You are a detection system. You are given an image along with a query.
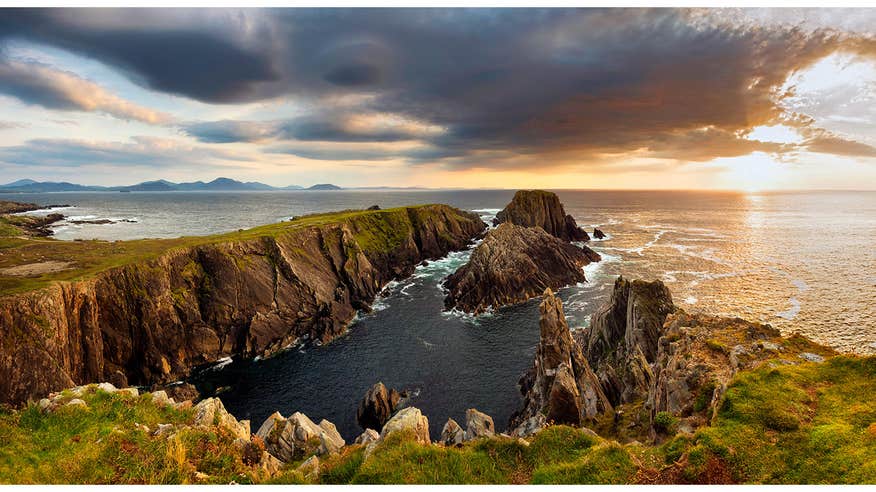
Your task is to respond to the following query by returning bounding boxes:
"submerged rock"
[494,190,590,242]
[357,382,401,431]
[510,289,612,433]
[443,223,599,314]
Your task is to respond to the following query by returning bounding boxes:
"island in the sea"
[0,192,872,484]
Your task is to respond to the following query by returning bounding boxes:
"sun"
[718,152,790,192]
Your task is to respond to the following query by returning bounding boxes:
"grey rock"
[440,418,465,445]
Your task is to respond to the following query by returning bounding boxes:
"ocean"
[11,189,876,439]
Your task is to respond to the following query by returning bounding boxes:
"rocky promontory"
[0,205,486,405]
[511,277,835,439]
[443,223,600,314]
[494,190,590,242]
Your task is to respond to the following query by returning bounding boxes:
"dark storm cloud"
[4,8,876,165]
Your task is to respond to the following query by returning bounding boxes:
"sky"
[1,8,876,190]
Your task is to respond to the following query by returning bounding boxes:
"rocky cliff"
[443,223,600,314]
[0,205,486,405]
[509,289,612,432]
[494,190,590,242]
[514,276,835,437]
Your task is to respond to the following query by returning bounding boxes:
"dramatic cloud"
[0,57,171,123]
[1,8,876,174]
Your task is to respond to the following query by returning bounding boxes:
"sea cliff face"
[0,205,486,404]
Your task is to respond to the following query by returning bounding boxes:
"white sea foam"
[777,297,801,320]
[684,296,698,305]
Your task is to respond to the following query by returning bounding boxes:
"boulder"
[464,409,495,441]
[443,223,599,314]
[440,418,465,445]
[193,397,250,441]
[66,398,87,409]
[380,407,430,444]
[297,455,320,479]
[510,289,612,433]
[357,382,401,431]
[152,382,200,403]
[354,428,380,445]
[593,228,606,239]
[97,382,118,394]
[151,390,173,406]
[256,411,343,462]
[494,190,590,242]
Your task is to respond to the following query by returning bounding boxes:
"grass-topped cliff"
[1,355,874,484]
[0,204,476,295]
[0,204,486,405]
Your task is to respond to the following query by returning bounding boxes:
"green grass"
[0,204,458,296]
[674,356,876,484]
[0,389,261,484]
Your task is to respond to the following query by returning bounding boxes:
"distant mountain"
[0,179,38,188]
[0,178,342,193]
[0,181,107,192]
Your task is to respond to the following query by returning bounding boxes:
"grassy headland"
[0,204,451,295]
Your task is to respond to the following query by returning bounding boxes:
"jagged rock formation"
[593,228,606,239]
[510,289,612,433]
[579,276,676,406]
[0,205,485,405]
[380,407,430,444]
[645,311,834,429]
[440,418,465,445]
[255,410,345,462]
[494,190,590,242]
[357,382,401,431]
[513,276,836,437]
[443,223,600,314]
[464,408,495,441]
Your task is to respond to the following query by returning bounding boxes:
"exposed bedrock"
[0,205,486,405]
[513,276,835,436]
[357,382,401,432]
[494,190,590,242]
[509,289,612,432]
[442,223,600,314]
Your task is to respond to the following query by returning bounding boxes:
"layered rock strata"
[443,223,599,314]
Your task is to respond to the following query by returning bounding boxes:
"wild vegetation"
[2,355,874,484]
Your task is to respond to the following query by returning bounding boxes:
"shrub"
[654,412,678,433]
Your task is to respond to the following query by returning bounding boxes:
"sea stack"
[443,223,599,314]
[494,190,590,242]
[510,289,612,434]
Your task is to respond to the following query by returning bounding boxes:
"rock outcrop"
[380,406,430,444]
[464,408,495,441]
[579,276,676,406]
[510,289,612,433]
[443,223,600,314]
[357,382,401,431]
[513,276,836,437]
[255,411,345,462]
[494,190,589,242]
[440,418,465,445]
[593,228,606,239]
[193,397,251,441]
[0,205,486,404]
